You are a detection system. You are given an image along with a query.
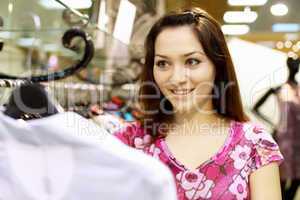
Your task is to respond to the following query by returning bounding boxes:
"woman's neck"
[174,110,219,125]
[171,102,228,136]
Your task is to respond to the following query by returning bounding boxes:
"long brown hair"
[138,7,249,136]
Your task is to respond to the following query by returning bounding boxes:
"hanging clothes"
[0,112,177,200]
[275,84,300,180]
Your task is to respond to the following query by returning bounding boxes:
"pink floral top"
[114,120,283,200]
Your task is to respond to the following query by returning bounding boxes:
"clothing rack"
[0,79,108,91]
[43,81,108,92]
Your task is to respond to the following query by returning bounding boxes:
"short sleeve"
[242,123,284,171]
[114,122,153,149]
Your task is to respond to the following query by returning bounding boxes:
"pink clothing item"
[115,120,283,200]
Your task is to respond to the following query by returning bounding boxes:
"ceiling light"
[39,0,92,9]
[228,0,268,6]
[113,0,136,44]
[270,3,288,16]
[272,23,300,32]
[284,41,292,48]
[292,45,299,52]
[221,24,250,35]
[223,10,257,23]
[297,41,300,48]
[276,41,284,49]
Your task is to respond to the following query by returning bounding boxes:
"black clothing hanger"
[1,28,94,120]
[0,28,94,82]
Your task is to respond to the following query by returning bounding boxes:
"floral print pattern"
[133,134,152,150]
[149,144,162,159]
[229,175,248,200]
[115,121,283,200]
[176,171,215,199]
[230,145,251,170]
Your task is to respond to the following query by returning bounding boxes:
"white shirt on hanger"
[0,112,177,200]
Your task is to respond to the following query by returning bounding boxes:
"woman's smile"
[169,88,195,97]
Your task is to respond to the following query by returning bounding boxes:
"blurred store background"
[1,1,299,129]
[1,0,299,131]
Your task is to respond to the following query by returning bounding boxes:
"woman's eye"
[156,60,169,68]
[186,58,200,66]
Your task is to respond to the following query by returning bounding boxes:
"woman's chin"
[172,104,194,115]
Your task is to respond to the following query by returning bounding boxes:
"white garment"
[0,112,177,200]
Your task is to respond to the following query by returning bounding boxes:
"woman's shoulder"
[114,121,154,149]
[230,120,276,147]
[231,120,283,170]
[234,121,276,145]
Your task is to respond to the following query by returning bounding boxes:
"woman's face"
[153,26,216,114]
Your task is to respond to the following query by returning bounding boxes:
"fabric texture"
[0,112,177,200]
[115,120,283,200]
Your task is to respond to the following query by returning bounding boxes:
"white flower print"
[149,144,161,159]
[240,164,251,181]
[133,134,152,149]
[229,175,248,200]
[230,145,251,170]
[243,123,273,144]
[176,170,215,199]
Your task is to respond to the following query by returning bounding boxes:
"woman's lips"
[169,88,195,96]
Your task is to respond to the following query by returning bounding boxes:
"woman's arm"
[250,163,282,200]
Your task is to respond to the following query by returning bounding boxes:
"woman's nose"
[169,65,188,85]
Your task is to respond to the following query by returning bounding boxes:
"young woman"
[115,8,283,200]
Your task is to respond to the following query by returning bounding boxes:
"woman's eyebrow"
[155,51,205,58]
[183,51,205,56]
[155,54,169,58]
